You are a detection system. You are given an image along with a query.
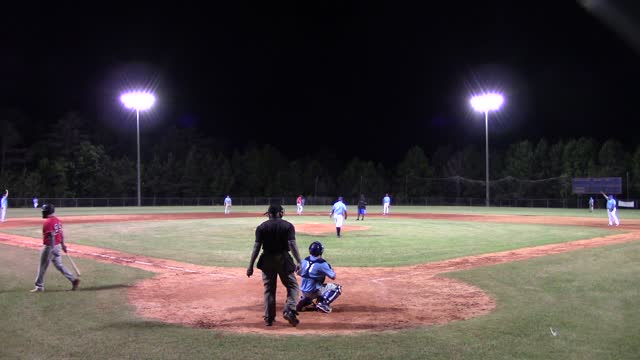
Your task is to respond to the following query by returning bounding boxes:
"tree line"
[1,109,638,200]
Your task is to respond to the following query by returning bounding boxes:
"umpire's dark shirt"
[256,218,295,254]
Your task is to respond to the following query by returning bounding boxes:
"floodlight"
[470,92,504,207]
[120,91,156,206]
[120,91,155,111]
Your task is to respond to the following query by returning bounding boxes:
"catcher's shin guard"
[321,283,342,305]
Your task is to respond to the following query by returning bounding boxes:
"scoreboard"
[572,177,621,194]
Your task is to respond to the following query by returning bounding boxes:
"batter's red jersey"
[42,216,64,245]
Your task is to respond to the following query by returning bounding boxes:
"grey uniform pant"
[34,244,76,290]
[261,269,299,321]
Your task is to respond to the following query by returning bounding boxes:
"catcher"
[296,241,342,313]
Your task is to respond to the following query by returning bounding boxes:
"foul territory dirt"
[2,212,639,335]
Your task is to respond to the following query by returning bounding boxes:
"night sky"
[2,1,640,164]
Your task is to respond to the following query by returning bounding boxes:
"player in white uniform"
[382,193,391,215]
[296,195,304,215]
[601,193,620,226]
[224,195,232,214]
[329,196,347,238]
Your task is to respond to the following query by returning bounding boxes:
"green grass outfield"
[1,206,639,359]
[5,204,640,218]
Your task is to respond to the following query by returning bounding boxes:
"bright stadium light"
[470,92,504,207]
[120,91,156,207]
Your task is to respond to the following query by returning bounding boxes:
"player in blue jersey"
[329,196,348,238]
[382,193,391,215]
[601,192,620,226]
[1,189,8,222]
[356,193,367,220]
[296,241,342,313]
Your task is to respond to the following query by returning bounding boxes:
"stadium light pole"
[470,93,504,207]
[120,91,155,207]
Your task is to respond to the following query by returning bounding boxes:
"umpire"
[247,204,303,327]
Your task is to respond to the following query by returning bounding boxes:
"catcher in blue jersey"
[296,241,342,313]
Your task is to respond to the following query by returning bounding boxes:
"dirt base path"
[2,212,639,335]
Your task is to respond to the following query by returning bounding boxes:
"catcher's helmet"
[309,241,324,256]
[41,204,55,218]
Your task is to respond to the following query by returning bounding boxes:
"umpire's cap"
[264,204,284,216]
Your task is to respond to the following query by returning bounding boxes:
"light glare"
[120,91,156,111]
[470,93,504,112]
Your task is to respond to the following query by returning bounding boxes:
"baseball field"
[1,205,639,359]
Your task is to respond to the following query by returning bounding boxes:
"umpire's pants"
[261,268,299,321]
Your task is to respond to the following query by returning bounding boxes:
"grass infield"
[1,206,638,359]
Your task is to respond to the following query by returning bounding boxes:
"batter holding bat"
[30,204,80,292]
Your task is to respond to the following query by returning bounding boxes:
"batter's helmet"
[42,204,55,218]
[309,241,324,256]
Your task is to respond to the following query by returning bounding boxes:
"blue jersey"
[383,196,390,204]
[1,195,7,208]
[331,201,347,215]
[299,255,336,293]
[607,198,616,211]
[224,196,232,205]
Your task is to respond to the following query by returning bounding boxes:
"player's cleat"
[30,287,44,293]
[316,302,332,313]
[264,317,274,326]
[283,310,299,327]
[71,279,80,291]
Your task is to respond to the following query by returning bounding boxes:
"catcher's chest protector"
[300,256,327,279]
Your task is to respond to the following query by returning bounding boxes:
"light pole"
[470,93,504,207]
[120,91,155,206]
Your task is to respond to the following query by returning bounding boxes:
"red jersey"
[42,216,64,246]
[296,196,302,204]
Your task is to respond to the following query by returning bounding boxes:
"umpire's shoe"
[283,310,299,327]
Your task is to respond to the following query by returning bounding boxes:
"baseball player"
[589,196,594,212]
[296,241,342,313]
[1,189,8,222]
[356,193,367,220]
[329,196,347,238]
[224,195,232,214]
[382,193,391,215]
[296,194,304,215]
[30,204,80,292]
[33,196,39,209]
[247,204,303,327]
[601,192,620,226]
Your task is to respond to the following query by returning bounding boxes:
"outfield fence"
[9,196,638,209]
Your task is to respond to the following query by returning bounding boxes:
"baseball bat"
[66,252,81,277]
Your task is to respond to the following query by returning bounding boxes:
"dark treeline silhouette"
[1,109,638,201]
